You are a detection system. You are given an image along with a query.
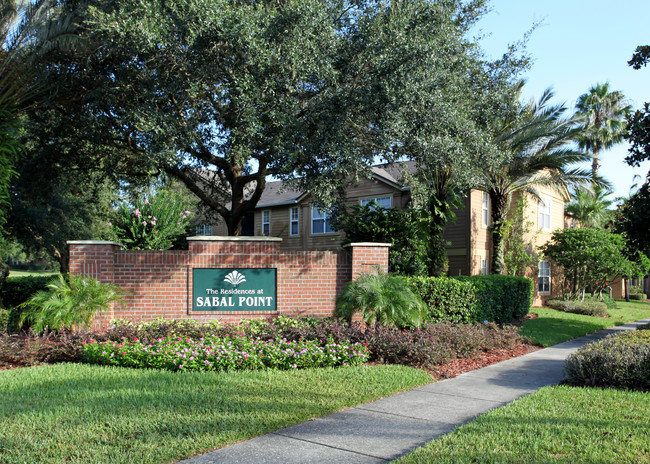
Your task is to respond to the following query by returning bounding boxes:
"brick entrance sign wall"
[68,237,390,330]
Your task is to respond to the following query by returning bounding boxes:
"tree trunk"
[489,190,510,275]
[54,247,69,276]
[625,278,630,302]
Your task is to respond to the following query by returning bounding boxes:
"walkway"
[180,318,650,464]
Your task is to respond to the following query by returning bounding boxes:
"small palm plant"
[18,275,123,333]
[336,273,427,328]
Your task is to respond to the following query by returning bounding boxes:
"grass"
[520,300,650,347]
[0,362,432,464]
[7,269,59,278]
[394,385,650,464]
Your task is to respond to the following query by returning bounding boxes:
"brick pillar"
[68,240,121,330]
[346,242,391,279]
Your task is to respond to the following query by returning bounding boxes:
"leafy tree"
[625,45,650,168]
[575,82,632,176]
[614,178,650,257]
[478,88,597,275]
[565,185,614,228]
[331,202,430,276]
[39,0,419,235]
[378,1,529,276]
[541,228,633,300]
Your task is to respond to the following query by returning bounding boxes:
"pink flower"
[148,215,152,219]
[144,199,149,204]
[107,222,112,226]
[184,210,191,215]
[151,221,156,226]
[134,209,141,218]
[142,221,147,226]
[153,217,157,221]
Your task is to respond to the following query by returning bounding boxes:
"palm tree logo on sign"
[224,270,246,287]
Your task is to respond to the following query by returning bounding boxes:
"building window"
[290,207,299,236]
[481,259,488,276]
[195,223,213,236]
[311,207,334,234]
[360,196,392,209]
[482,192,490,227]
[538,261,551,293]
[539,197,551,231]
[262,210,270,236]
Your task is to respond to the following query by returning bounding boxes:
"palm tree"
[565,185,614,229]
[575,82,632,176]
[480,87,605,275]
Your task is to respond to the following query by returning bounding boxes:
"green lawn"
[394,385,650,464]
[520,300,650,346]
[0,363,432,464]
[7,269,59,278]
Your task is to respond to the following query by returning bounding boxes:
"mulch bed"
[427,343,540,380]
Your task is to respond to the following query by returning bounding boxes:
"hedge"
[0,275,56,330]
[406,275,533,324]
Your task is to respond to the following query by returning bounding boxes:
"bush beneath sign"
[81,333,369,371]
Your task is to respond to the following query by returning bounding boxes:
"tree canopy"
[36,0,527,244]
[625,45,650,169]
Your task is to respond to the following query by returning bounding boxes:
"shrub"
[407,275,533,324]
[546,298,608,317]
[108,188,193,250]
[565,330,650,390]
[81,333,369,371]
[18,275,124,333]
[406,276,479,323]
[336,274,427,328]
[1,275,55,330]
[0,330,84,368]
[453,275,533,323]
[104,318,222,343]
[629,293,647,301]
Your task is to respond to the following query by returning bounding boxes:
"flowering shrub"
[108,188,193,250]
[81,333,369,371]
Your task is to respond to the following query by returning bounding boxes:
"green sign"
[192,268,277,312]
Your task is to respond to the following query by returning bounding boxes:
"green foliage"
[406,275,533,324]
[453,275,534,323]
[336,274,427,328]
[331,202,430,276]
[82,333,369,371]
[629,293,647,301]
[541,228,634,298]
[406,276,479,323]
[625,46,650,168]
[108,188,193,250]
[615,181,650,257]
[545,298,608,318]
[18,275,123,333]
[0,275,54,309]
[565,330,650,390]
[503,195,538,276]
[565,185,614,229]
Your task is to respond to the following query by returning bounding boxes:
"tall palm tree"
[565,185,614,229]
[480,87,605,275]
[575,82,632,176]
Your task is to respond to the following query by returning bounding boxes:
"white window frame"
[311,206,334,234]
[538,260,551,293]
[539,196,552,231]
[195,223,213,236]
[290,207,299,236]
[360,196,392,210]
[482,192,490,227]
[481,259,488,276]
[262,210,270,236]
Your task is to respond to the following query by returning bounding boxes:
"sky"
[474,0,650,203]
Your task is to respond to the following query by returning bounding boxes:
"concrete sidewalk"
[180,318,650,464]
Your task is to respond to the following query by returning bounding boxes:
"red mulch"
[426,343,540,380]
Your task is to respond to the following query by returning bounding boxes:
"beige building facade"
[196,163,568,306]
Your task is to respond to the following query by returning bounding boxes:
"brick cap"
[67,240,122,246]
[344,242,392,248]
[187,235,283,242]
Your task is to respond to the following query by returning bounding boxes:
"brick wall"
[68,238,390,330]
